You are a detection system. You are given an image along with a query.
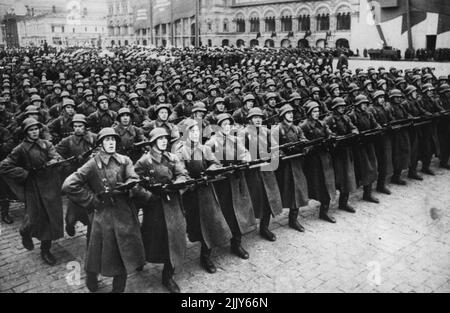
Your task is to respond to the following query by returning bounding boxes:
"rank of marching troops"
[1,47,450,293]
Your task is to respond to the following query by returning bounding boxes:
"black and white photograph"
[0,0,449,297]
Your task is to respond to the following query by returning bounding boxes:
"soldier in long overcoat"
[300,101,337,223]
[134,127,189,293]
[62,127,145,293]
[324,97,359,213]
[418,84,443,174]
[242,108,283,241]
[348,95,381,203]
[369,91,394,194]
[388,89,412,185]
[56,114,97,237]
[113,108,146,162]
[175,119,232,273]
[0,118,64,266]
[272,104,309,232]
[205,113,257,260]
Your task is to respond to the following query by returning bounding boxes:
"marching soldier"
[47,98,76,144]
[113,108,146,162]
[56,114,96,237]
[0,117,64,266]
[205,113,257,259]
[62,127,145,293]
[0,124,14,224]
[438,84,450,169]
[176,119,232,273]
[78,90,97,117]
[142,103,180,145]
[205,97,226,125]
[418,84,444,175]
[348,95,381,203]
[125,93,149,127]
[87,95,118,133]
[134,127,189,293]
[388,89,412,185]
[273,104,309,232]
[324,97,359,213]
[369,90,394,194]
[242,108,283,240]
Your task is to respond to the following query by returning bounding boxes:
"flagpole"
[406,0,413,50]
[149,0,154,46]
[195,0,199,47]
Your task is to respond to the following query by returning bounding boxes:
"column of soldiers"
[1,47,450,293]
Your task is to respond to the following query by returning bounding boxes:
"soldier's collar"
[97,151,121,166]
[23,137,46,150]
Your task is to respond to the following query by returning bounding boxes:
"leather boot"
[408,169,423,180]
[259,210,276,241]
[1,200,13,224]
[111,274,127,293]
[200,244,217,274]
[376,182,391,195]
[391,172,407,185]
[162,263,180,293]
[338,192,355,213]
[288,208,305,232]
[86,271,99,292]
[65,223,75,237]
[363,185,380,203]
[319,203,336,223]
[41,241,56,266]
[421,166,435,176]
[230,237,249,259]
[19,228,34,251]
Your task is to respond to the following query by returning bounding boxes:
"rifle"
[29,156,77,173]
[271,136,328,154]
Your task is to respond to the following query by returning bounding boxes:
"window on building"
[142,28,146,35]
[265,17,275,32]
[208,22,212,31]
[51,26,55,32]
[162,24,166,35]
[52,5,56,13]
[73,28,75,33]
[155,25,160,36]
[61,26,64,33]
[281,16,292,32]
[108,5,113,15]
[236,18,245,33]
[336,13,351,30]
[95,27,97,32]
[83,8,87,16]
[223,20,228,32]
[298,15,310,31]
[250,18,260,33]
[317,14,330,31]
[85,27,88,32]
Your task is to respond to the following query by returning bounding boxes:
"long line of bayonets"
[98,109,450,197]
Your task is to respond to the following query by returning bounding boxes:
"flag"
[152,0,196,26]
[371,0,450,34]
[133,0,150,30]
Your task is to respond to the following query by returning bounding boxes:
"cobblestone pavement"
[341,58,450,77]
[1,159,449,293]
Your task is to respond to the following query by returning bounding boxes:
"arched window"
[250,17,260,33]
[336,12,351,30]
[235,14,245,33]
[280,10,292,32]
[298,15,310,31]
[264,11,276,32]
[316,14,330,31]
[223,19,229,32]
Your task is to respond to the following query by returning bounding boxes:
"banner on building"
[371,0,450,34]
[152,0,196,27]
[133,0,150,31]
